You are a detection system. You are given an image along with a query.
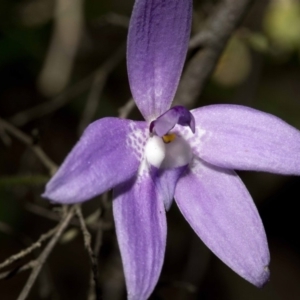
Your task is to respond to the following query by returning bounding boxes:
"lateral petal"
[175,158,270,287]
[113,166,167,300]
[189,105,300,174]
[127,0,192,121]
[43,118,147,203]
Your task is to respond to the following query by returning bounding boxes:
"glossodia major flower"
[43,0,300,299]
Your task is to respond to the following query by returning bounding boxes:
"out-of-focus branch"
[118,98,135,119]
[38,0,84,96]
[78,44,126,133]
[174,0,254,107]
[9,74,93,126]
[0,175,48,187]
[96,12,129,28]
[75,205,101,300]
[17,206,76,300]
[9,45,126,127]
[25,202,81,226]
[0,117,57,175]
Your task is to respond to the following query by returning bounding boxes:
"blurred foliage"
[264,0,300,56]
[213,35,252,87]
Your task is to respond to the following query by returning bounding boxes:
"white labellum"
[144,136,166,168]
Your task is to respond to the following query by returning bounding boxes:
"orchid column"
[44,0,300,300]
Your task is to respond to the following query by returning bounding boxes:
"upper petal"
[127,0,192,121]
[175,158,270,287]
[189,105,300,174]
[113,165,167,300]
[43,118,147,203]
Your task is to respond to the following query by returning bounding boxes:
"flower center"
[144,135,165,168]
[144,106,195,169]
[162,133,176,143]
[161,135,192,168]
[144,133,192,169]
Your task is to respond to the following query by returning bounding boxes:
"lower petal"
[43,118,147,203]
[174,158,270,287]
[113,166,167,300]
[155,166,188,210]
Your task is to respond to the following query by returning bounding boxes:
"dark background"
[1,0,300,299]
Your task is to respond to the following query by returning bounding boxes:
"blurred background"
[1,0,300,299]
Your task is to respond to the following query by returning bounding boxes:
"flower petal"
[155,165,188,210]
[43,118,147,203]
[189,105,300,174]
[127,0,192,121]
[113,166,167,300]
[150,106,195,137]
[175,158,270,287]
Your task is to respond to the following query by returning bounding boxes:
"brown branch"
[0,117,57,175]
[25,202,81,226]
[0,260,37,281]
[174,0,254,108]
[87,194,108,300]
[75,205,101,300]
[17,205,76,300]
[0,226,58,271]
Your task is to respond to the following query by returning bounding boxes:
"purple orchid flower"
[43,0,300,299]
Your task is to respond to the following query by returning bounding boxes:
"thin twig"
[17,206,76,300]
[75,205,101,300]
[0,118,57,175]
[87,195,107,300]
[78,44,126,133]
[174,0,254,107]
[24,202,81,226]
[0,226,58,270]
[0,260,38,281]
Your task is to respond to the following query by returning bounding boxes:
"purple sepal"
[113,167,167,300]
[175,159,270,287]
[190,105,300,175]
[150,106,195,137]
[127,0,192,121]
[42,118,147,203]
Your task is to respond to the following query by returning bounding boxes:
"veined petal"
[43,118,147,203]
[175,158,270,287]
[113,165,167,300]
[127,0,192,121]
[189,105,300,174]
